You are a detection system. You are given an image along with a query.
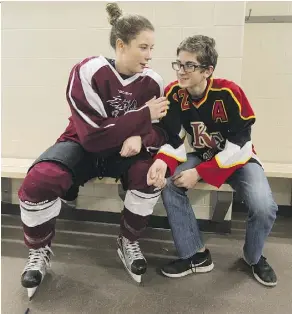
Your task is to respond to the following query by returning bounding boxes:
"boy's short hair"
[177,35,218,69]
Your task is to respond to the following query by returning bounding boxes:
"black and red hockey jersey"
[155,78,260,188]
[58,56,166,155]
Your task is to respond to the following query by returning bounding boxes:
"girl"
[19,3,169,299]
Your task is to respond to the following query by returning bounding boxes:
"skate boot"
[117,235,147,283]
[21,245,53,300]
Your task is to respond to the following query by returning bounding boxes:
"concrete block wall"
[2,1,246,159]
[241,1,292,203]
[245,1,292,16]
[241,16,292,163]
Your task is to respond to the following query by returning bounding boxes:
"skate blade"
[27,287,37,300]
[117,248,142,284]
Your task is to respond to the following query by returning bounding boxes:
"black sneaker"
[161,249,214,278]
[248,256,277,287]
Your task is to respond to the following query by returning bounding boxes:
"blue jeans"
[161,153,278,265]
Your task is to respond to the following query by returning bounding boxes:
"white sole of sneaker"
[161,262,214,278]
[242,256,277,287]
[117,248,142,284]
[252,269,277,287]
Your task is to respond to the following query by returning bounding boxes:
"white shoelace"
[23,245,54,272]
[124,238,144,261]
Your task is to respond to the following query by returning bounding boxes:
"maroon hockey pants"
[18,158,159,249]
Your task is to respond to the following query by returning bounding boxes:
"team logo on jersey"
[212,100,228,123]
[107,94,138,117]
[118,89,132,96]
[190,122,225,152]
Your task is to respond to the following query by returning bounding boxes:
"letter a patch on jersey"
[212,100,228,123]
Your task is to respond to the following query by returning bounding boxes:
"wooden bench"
[2,158,292,223]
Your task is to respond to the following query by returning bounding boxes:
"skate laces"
[124,238,144,260]
[23,245,54,272]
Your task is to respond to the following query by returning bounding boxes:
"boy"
[147,35,278,287]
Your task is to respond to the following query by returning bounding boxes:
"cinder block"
[153,2,215,27]
[2,2,109,29]
[152,28,183,58]
[214,2,245,26]
[214,57,242,84]
[246,1,291,16]
[76,196,123,212]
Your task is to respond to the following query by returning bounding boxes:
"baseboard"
[232,201,292,218]
[1,202,231,234]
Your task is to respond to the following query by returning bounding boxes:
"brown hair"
[177,35,218,69]
[106,3,154,49]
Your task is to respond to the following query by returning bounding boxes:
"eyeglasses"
[171,61,208,73]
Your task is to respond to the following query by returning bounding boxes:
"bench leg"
[210,191,233,222]
[118,184,126,202]
[1,178,12,203]
[290,181,292,205]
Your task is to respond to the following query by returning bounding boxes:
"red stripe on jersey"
[211,79,255,120]
[164,81,179,96]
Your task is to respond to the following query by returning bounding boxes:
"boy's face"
[174,50,213,89]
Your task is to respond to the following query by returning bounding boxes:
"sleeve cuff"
[196,159,241,188]
[154,153,179,176]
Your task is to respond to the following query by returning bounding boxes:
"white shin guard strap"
[20,198,62,227]
[124,190,160,216]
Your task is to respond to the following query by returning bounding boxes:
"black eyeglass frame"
[171,61,209,73]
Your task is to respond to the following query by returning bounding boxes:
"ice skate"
[117,235,147,284]
[21,245,53,300]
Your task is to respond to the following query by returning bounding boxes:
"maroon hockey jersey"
[155,78,260,188]
[58,56,166,154]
